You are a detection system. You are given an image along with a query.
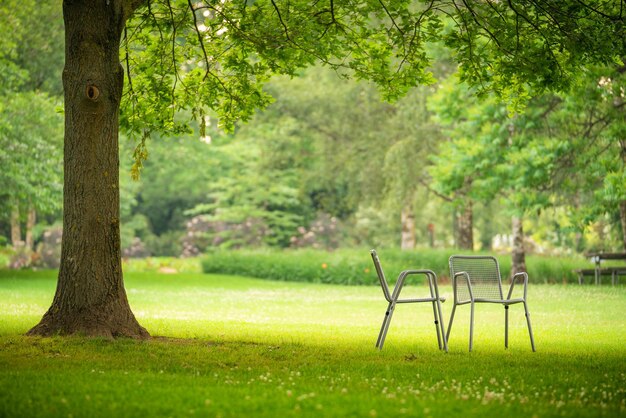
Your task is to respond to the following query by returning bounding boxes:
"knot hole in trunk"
[86,85,100,101]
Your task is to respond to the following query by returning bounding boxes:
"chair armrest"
[453,271,474,301]
[507,272,529,300]
[392,269,441,301]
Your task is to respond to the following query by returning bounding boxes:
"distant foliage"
[201,249,589,285]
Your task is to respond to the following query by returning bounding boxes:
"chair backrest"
[449,255,503,301]
[370,250,391,302]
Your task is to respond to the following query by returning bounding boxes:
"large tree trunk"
[400,206,416,250]
[456,201,474,250]
[28,0,148,338]
[511,216,527,276]
[25,204,36,250]
[10,202,22,247]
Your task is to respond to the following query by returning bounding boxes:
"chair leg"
[446,304,457,343]
[430,301,443,350]
[469,301,475,352]
[376,302,395,350]
[436,299,448,352]
[504,305,509,349]
[523,302,536,352]
[376,302,391,348]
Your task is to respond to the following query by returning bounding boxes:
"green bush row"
[201,248,592,285]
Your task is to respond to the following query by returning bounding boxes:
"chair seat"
[396,296,446,303]
[457,297,524,304]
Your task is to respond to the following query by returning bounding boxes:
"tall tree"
[25,0,626,338]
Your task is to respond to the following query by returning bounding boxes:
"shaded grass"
[1,269,625,417]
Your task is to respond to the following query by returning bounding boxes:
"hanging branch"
[187,0,211,81]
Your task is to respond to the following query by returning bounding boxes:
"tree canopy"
[121,0,626,174]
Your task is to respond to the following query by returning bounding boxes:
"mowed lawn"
[0,269,625,417]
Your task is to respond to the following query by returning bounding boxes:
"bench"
[576,252,626,286]
[575,268,626,285]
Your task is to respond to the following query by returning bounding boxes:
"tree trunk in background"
[456,201,474,250]
[400,206,416,250]
[619,139,626,251]
[511,216,527,276]
[25,205,36,250]
[427,223,435,248]
[10,203,22,247]
[619,200,626,251]
[479,202,494,251]
[28,0,148,338]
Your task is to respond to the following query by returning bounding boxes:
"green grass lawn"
[1,269,625,417]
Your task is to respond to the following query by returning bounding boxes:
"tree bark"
[619,200,626,251]
[456,201,474,250]
[25,204,36,250]
[28,0,148,338]
[400,206,416,250]
[619,139,626,251]
[427,223,435,248]
[479,202,494,251]
[10,202,22,247]
[511,216,527,276]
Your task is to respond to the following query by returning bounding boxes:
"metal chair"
[447,255,536,352]
[370,250,447,352]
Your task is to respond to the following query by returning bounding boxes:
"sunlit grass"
[1,269,625,417]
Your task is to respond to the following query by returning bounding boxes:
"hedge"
[201,248,591,285]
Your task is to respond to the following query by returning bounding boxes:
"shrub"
[143,231,184,257]
[201,248,590,285]
[35,227,63,268]
[8,246,35,269]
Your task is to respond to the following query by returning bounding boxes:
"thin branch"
[165,0,181,120]
[574,0,619,20]
[123,26,134,102]
[270,0,293,43]
[461,0,504,51]
[395,0,436,75]
[528,0,566,34]
[451,0,486,90]
[506,0,564,79]
[377,0,404,36]
[187,0,211,81]
[484,0,507,25]
[419,178,454,202]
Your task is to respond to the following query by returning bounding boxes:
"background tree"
[0,93,63,249]
[0,0,64,255]
[428,65,626,263]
